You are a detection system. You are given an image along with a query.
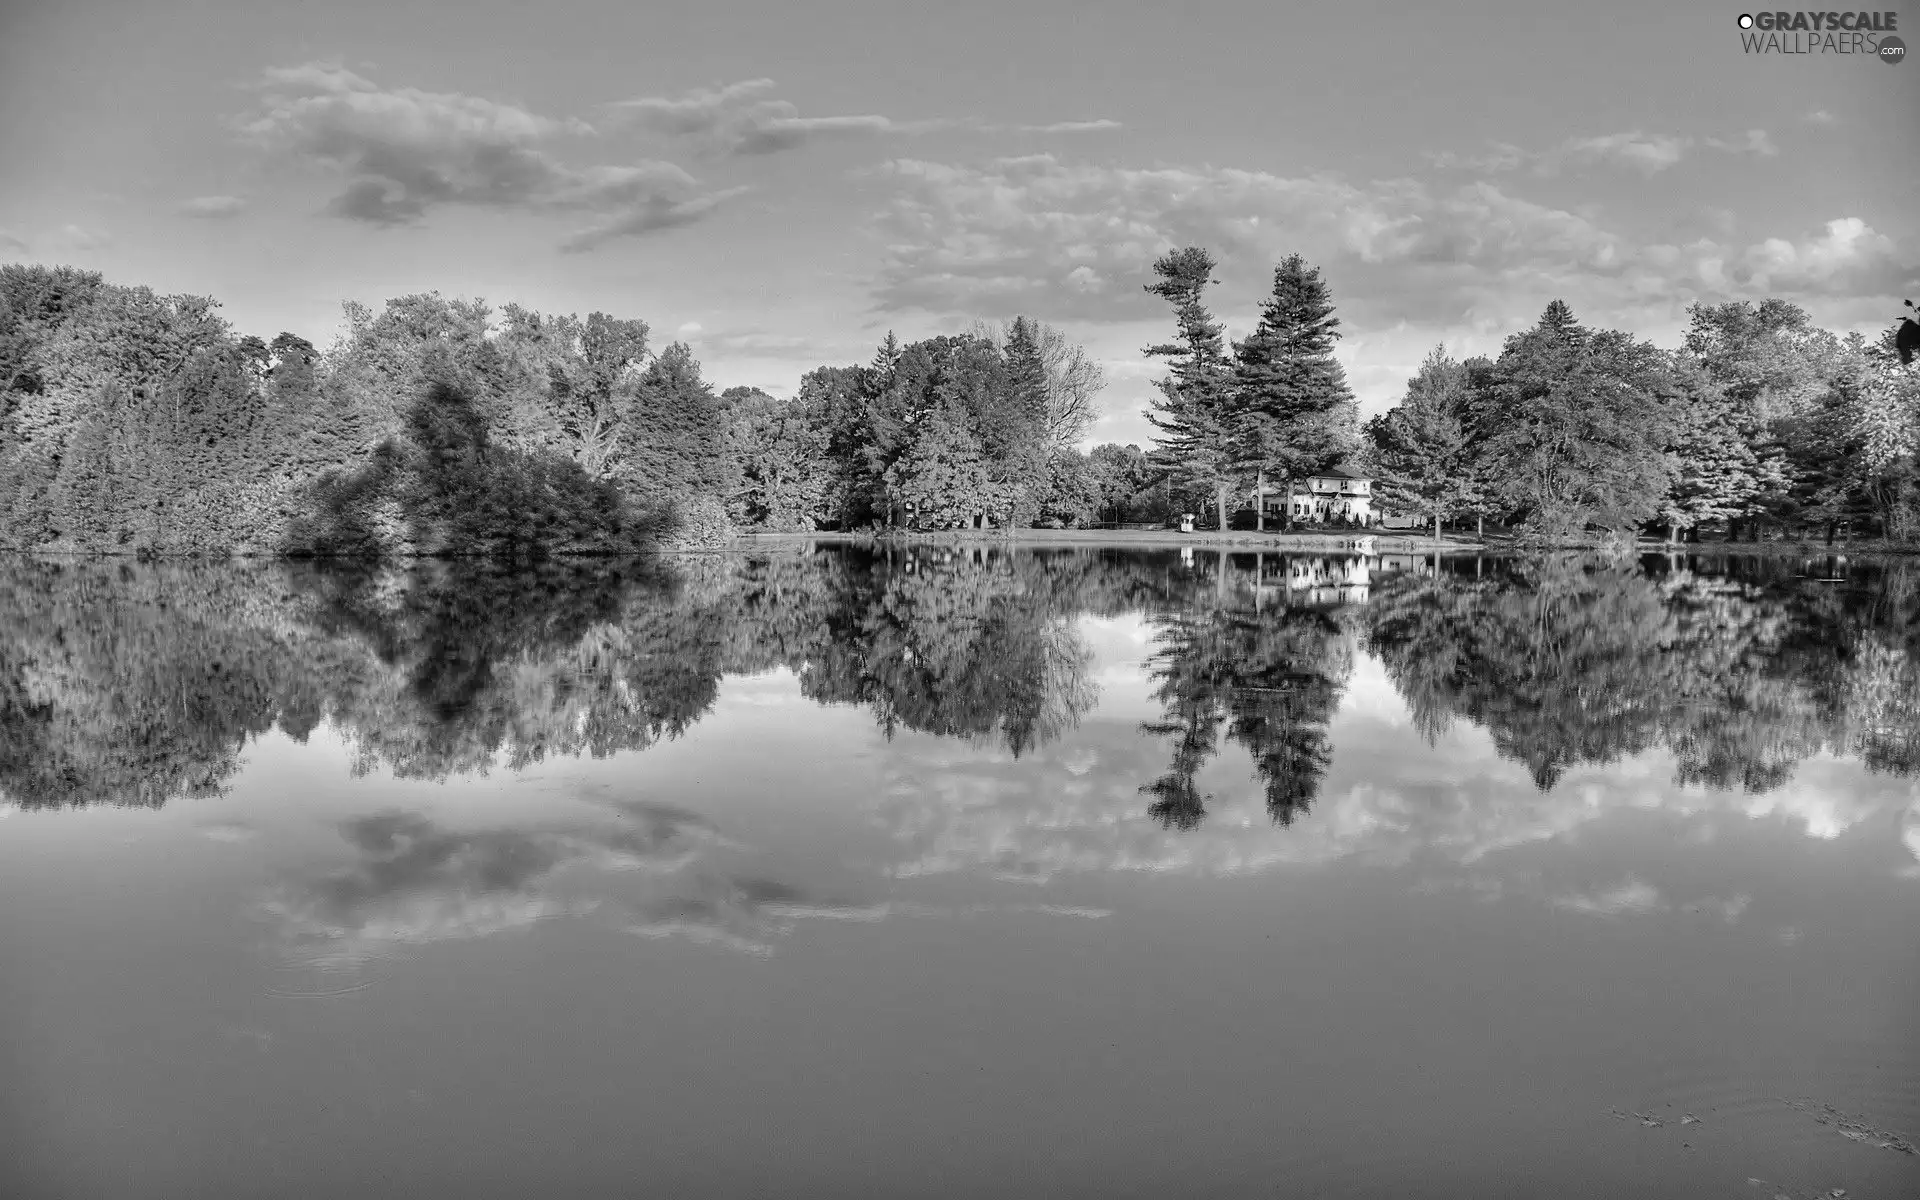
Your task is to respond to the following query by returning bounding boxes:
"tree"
[1037,449,1103,527]
[883,404,994,529]
[1475,301,1675,539]
[1143,247,1238,530]
[1232,254,1356,531]
[723,387,830,530]
[1683,298,1840,534]
[495,306,649,479]
[968,315,1106,462]
[1365,346,1479,543]
[1087,442,1156,523]
[622,341,735,503]
[796,363,879,528]
[1659,354,1780,542]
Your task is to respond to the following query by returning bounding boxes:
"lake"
[2,546,1916,1199]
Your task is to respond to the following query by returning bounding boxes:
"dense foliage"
[0,265,729,557]
[1357,297,1920,542]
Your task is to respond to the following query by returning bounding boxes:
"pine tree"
[1232,255,1356,531]
[1143,247,1238,530]
[1365,346,1479,543]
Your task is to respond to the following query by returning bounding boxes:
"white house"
[1258,468,1374,525]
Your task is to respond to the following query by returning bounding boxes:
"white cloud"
[1428,128,1778,177]
[606,79,1122,155]
[179,195,246,219]
[1704,128,1779,157]
[1552,879,1667,916]
[1559,131,1692,174]
[0,229,27,255]
[608,78,914,156]
[1016,119,1124,134]
[1733,217,1902,293]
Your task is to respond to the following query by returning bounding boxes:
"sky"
[1,0,1915,447]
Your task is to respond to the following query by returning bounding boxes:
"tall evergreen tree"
[1143,247,1238,530]
[1231,254,1356,531]
[622,342,734,503]
[1365,346,1479,542]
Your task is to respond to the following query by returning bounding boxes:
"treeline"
[8,259,1916,552]
[1127,245,1920,542]
[1364,297,1920,542]
[0,263,1151,552]
[0,266,733,556]
[7,548,1919,824]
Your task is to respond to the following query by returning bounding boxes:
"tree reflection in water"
[4,546,1919,831]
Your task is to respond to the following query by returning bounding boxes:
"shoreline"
[729,529,1478,553]
[7,534,1920,561]
[727,529,1920,557]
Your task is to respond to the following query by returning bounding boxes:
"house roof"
[1309,466,1367,481]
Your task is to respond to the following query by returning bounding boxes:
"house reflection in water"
[1238,554,1373,609]
[1283,555,1371,606]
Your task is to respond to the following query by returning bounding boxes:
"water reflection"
[5,547,1920,823]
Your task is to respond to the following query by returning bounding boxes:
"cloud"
[265,804,880,961]
[1704,128,1779,157]
[1428,128,1778,176]
[179,195,247,219]
[1552,878,1666,916]
[1015,119,1124,134]
[864,154,1916,335]
[606,79,1121,156]
[1804,109,1838,125]
[1558,131,1692,174]
[558,186,748,252]
[241,62,731,246]
[0,229,28,255]
[1730,216,1903,293]
[608,78,914,156]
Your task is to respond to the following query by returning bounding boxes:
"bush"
[652,492,736,551]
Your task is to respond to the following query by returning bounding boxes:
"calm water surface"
[2,547,1916,1199]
